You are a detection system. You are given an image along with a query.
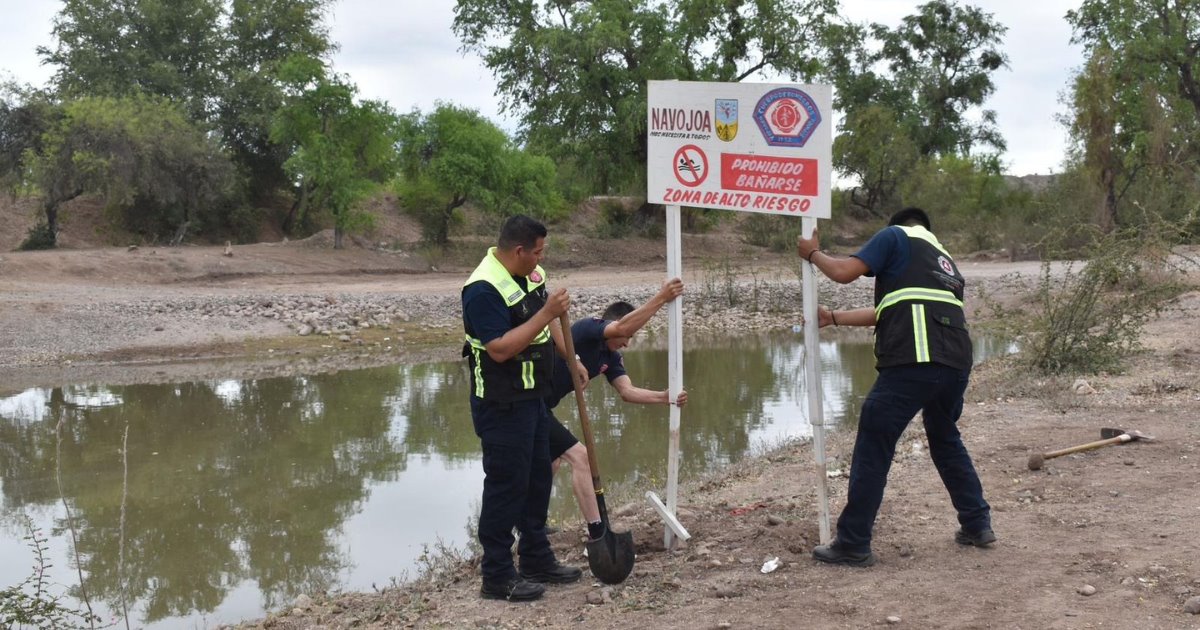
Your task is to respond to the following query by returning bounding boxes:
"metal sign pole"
[664,203,684,550]
[801,216,832,544]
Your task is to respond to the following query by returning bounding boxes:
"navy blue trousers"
[836,363,991,552]
[471,396,556,581]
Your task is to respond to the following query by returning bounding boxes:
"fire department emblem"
[753,88,822,147]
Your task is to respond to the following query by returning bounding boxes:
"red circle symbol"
[770,99,801,134]
[673,145,708,188]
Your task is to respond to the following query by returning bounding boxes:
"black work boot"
[518,562,583,584]
[480,577,545,601]
[954,527,997,548]
[812,540,878,567]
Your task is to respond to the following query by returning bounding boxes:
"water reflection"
[0,332,1007,628]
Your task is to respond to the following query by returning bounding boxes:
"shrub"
[18,222,56,250]
[1016,222,1191,375]
[0,516,102,629]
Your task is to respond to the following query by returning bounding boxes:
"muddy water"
[0,332,1008,628]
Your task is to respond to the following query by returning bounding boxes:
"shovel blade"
[585,529,635,584]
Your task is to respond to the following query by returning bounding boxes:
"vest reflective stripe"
[912,304,930,363]
[875,287,964,318]
[897,224,951,257]
[522,360,535,389]
[471,346,485,397]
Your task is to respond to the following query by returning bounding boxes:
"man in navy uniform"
[796,207,994,567]
[462,215,587,601]
[544,279,688,541]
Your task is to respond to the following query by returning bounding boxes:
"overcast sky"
[1,0,1082,177]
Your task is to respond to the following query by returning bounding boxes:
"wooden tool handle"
[558,313,605,492]
[1044,433,1132,460]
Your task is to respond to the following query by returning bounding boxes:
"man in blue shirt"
[543,279,688,541]
[461,215,588,601]
[797,207,993,567]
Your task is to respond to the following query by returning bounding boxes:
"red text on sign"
[660,188,812,213]
[720,154,818,196]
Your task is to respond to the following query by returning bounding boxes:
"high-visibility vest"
[872,225,973,370]
[462,247,555,401]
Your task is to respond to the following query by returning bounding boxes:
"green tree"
[1065,0,1200,232]
[823,1,1008,219]
[0,86,58,195]
[875,0,1008,157]
[396,104,563,244]
[219,0,336,201]
[833,104,919,218]
[270,58,401,248]
[28,95,237,247]
[453,0,838,192]
[38,0,225,122]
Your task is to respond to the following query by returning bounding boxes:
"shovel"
[558,313,636,584]
[1027,427,1156,470]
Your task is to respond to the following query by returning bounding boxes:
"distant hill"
[1004,173,1056,192]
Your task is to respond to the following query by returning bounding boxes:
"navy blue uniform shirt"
[852,225,911,279]
[546,318,627,408]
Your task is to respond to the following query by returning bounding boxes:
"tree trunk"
[334,226,344,249]
[284,182,310,235]
[1097,167,1118,233]
[44,199,59,241]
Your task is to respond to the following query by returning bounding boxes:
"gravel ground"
[0,265,1043,397]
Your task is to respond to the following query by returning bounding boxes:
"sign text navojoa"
[650,107,713,140]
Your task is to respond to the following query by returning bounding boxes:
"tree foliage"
[452,0,838,192]
[1065,0,1200,232]
[823,1,1008,217]
[0,85,58,194]
[30,95,237,246]
[38,0,225,122]
[270,58,401,249]
[219,0,336,199]
[396,104,563,244]
[874,0,1008,157]
[833,104,919,217]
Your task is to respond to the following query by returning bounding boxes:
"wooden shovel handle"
[1043,433,1132,460]
[558,313,605,493]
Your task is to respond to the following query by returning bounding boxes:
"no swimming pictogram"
[673,144,708,188]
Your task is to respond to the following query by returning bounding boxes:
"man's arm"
[818,305,877,328]
[551,316,589,387]
[483,288,570,363]
[609,375,688,406]
[796,228,870,284]
[604,278,684,339]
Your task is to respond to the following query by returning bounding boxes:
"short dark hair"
[498,215,547,250]
[887,207,932,230]
[602,301,635,322]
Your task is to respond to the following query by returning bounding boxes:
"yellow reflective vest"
[462,248,555,401]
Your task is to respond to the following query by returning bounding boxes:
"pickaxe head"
[1100,428,1156,441]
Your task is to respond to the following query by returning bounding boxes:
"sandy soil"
[3,204,1199,629]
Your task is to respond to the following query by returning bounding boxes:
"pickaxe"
[1027,428,1156,470]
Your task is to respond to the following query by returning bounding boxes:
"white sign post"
[645,80,834,547]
